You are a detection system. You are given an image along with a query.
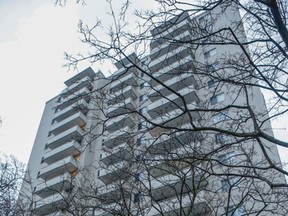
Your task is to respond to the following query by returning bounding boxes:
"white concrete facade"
[19,4,286,216]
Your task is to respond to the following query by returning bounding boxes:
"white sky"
[0,0,287,166]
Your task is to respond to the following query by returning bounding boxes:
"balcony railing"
[107,98,136,118]
[57,87,91,110]
[98,188,129,204]
[38,156,78,180]
[151,176,207,201]
[148,130,201,155]
[98,163,130,185]
[53,99,88,123]
[150,56,194,85]
[34,173,72,198]
[108,86,137,104]
[50,112,86,136]
[101,147,133,166]
[147,88,199,119]
[149,73,197,102]
[110,73,137,91]
[34,191,68,215]
[62,76,93,99]
[102,126,133,149]
[43,141,81,164]
[47,125,84,149]
[149,46,192,73]
[151,201,211,216]
[105,114,135,133]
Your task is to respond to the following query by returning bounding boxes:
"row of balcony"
[33,72,95,214]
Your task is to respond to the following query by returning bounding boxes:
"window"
[97,170,101,177]
[44,144,48,150]
[138,122,148,130]
[40,157,44,164]
[206,62,218,73]
[134,193,141,203]
[139,107,147,114]
[208,80,217,89]
[227,205,244,216]
[135,155,144,163]
[139,94,148,102]
[51,119,56,125]
[218,152,236,164]
[99,154,102,159]
[140,82,149,89]
[221,176,240,192]
[37,171,40,178]
[212,111,227,123]
[210,93,225,105]
[215,133,228,144]
[204,48,217,59]
[135,172,144,182]
[57,97,62,103]
[199,14,212,31]
[54,107,59,113]
[137,137,145,146]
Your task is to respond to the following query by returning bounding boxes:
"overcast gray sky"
[0,0,287,166]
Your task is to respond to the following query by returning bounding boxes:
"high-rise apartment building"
[19,4,286,216]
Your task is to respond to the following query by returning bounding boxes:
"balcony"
[149,106,200,131]
[50,112,86,136]
[34,191,68,215]
[38,156,78,180]
[47,125,84,149]
[149,160,190,178]
[101,147,133,166]
[148,131,201,155]
[149,73,197,102]
[151,176,207,201]
[102,126,133,148]
[105,114,135,133]
[98,188,130,204]
[152,201,211,216]
[53,99,89,123]
[150,30,192,59]
[107,98,136,118]
[108,86,137,104]
[110,73,137,91]
[62,76,93,99]
[43,141,81,164]
[151,56,194,84]
[98,163,131,185]
[34,173,73,198]
[147,88,199,118]
[149,46,192,73]
[50,112,87,135]
[57,87,91,110]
